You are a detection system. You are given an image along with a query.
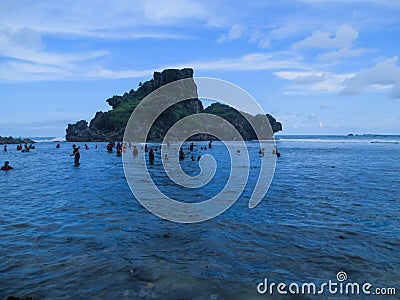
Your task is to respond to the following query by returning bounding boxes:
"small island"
[66,68,282,142]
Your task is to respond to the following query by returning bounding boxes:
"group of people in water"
[5,143,36,153]
[1,140,281,170]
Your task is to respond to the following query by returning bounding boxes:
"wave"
[32,137,66,143]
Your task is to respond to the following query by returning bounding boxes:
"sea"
[0,135,399,299]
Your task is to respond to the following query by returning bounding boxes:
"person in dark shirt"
[70,144,81,166]
[1,161,13,171]
[148,148,155,165]
[179,148,185,160]
[3,145,7,152]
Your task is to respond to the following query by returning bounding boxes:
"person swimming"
[4,145,7,152]
[17,144,22,150]
[189,142,194,152]
[84,144,89,150]
[70,144,81,166]
[56,143,60,149]
[191,155,195,161]
[1,161,13,171]
[208,141,212,149]
[149,148,155,165]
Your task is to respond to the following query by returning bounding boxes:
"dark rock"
[0,136,34,144]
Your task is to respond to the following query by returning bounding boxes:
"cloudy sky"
[1,0,399,137]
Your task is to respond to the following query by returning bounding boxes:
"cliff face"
[66,68,202,142]
[66,68,282,142]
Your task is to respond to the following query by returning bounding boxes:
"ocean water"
[0,135,399,299]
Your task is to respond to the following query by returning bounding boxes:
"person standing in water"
[3,145,7,152]
[132,145,138,156]
[179,148,185,160]
[148,148,155,165]
[70,144,81,166]
[106,142,113,152]
[1,161,13,171]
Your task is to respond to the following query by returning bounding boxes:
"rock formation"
[66,68,282,142]
[0,136,34,144]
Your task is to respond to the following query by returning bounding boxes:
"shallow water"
[0,136,399,299]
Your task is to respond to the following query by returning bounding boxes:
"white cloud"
[0,0,222,40]
[317,48,368,61]
[84,66,154,80]
[341,56,400,98]
[0,61,155,82]
[308,113,318,120]
[275,70,353,94]
[174,52,303,71]
[142,0,207,24]
[217,24,246,43]
[320,102,331,109]
[294,24,358,49]
[258,39,271,48]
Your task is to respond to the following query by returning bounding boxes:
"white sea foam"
[32,137,66,143]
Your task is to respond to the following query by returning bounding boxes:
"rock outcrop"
[204,103,282,140]
[0,136,34,144]
[66,68,282,142]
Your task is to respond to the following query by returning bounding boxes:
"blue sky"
[0,0,399,137]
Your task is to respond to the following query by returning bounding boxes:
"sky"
[0,0,399,137]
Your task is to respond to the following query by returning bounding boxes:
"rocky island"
[66,68,282,142]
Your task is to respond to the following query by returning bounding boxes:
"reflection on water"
[0,138,399,299]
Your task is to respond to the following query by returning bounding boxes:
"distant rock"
[0,136,34,144]
[66,68,282,142]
